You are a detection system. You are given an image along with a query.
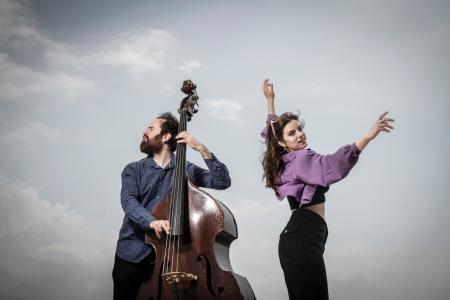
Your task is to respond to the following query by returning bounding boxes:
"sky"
[0,0,449,299]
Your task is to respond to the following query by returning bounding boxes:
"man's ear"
[161,133,171,143]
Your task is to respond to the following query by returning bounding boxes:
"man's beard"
[140,134,163,156]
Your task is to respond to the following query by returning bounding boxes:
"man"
[112,112,231,300]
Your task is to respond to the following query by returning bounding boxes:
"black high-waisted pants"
[278,209,329,300]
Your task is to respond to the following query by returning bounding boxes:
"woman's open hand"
[356,111,395,151]
[365,111,395,141]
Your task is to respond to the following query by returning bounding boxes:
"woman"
[260,79,394,300]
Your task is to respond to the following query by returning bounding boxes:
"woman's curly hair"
[262,112,303,191]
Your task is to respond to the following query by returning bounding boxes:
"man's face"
[140,119,164,156]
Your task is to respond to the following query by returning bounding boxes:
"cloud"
[1,120,60,142]
[44,42,91,68]
[0,0,96,102]
[0,0,176,103]
[0,0,36,44]
[176,60,202,73]
[0,0,185,86]
[0,174,115,300]
[204,98,244,123]
[43,28,179,75]
[0,52,96,101]
[91,29,175,74]
[0,0,74,60]
[45,29,177,75]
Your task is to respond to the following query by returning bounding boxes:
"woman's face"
[281,120,307,151]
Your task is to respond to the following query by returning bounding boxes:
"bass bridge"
[162,271,198,285]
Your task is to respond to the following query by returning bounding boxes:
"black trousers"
[112,252,155,300]
[278,209,329,300]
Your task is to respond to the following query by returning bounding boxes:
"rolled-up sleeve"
[121,164,154,230]
[292,143,361,186]
[187,153,231,190]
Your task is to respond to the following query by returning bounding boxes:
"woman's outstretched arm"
[356,111,395,151]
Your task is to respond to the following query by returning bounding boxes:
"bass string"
[163,161,176,275]
[175,110,187,273]
[169,137,180,273]
[170,109,186,274]
[163,110,185,275]
[171,150,181,274]
[176,139,186,273]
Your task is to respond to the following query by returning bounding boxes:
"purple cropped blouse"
[261,114,361,207]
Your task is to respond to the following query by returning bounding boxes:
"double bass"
[137,80,256,300]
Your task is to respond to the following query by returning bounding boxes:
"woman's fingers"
[377,117,395,133]
[263,79,274,92]
[378,111,389,120]
[263,79,269,90]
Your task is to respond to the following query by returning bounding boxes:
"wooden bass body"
[137,179,256,300]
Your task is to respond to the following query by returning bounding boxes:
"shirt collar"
[147,154,176,169]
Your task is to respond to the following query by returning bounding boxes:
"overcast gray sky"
[1,0,449,299]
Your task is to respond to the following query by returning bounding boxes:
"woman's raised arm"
[263,79,275,115]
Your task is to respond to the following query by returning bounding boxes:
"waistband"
[290,208,328,228]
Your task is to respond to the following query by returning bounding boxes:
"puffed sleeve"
[291,143,361,186]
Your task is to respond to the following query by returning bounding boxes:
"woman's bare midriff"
[298,203,325,220]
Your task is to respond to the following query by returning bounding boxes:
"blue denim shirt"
[115,153,231,263]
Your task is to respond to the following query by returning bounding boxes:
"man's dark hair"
[157,112,179,152]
